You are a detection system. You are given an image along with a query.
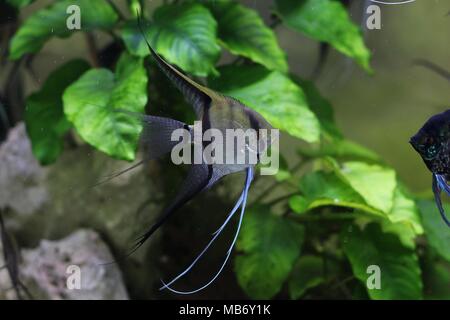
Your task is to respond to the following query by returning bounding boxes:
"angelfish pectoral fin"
[160,166,254,295]
[432,173,450,227]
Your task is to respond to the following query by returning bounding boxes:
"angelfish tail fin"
[432,173,450,227]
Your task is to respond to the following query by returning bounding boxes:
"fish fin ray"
[159,174,248,289]
[132,163,212,250]
[89,161,144,189]
[136,11,215,117]
[160,166,254,295]
[138,114,191,161]
[433,174,450,227]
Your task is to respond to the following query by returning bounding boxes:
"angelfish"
[111,14,275,294]
[410,110,450,227]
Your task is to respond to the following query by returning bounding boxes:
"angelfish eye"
[425,144,440,159]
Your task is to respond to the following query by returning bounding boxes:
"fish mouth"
[409,136,419,151]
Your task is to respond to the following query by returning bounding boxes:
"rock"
[0,123,47,216]
[0,237,15,300]
[19,229,129,300]
[0,122,246,299]
[0,123,165,298]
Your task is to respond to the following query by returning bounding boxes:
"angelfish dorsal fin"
[136,13,219,117]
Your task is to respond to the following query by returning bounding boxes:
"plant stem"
[265,192,297,207]
[84,33,100,68]
[269,13,282,29]
[290,212,356,223]
[250,158,308,206]
[107,0,126,20]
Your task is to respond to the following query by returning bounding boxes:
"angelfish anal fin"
[133,162,212,249]
[432,173,450,227]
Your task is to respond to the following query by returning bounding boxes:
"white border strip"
[370,0,416,5]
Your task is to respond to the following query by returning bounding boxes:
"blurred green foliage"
[7,0,448,300]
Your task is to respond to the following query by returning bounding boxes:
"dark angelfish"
[95,13,275,294]
[410,110,450,227]
[0,211,32,299]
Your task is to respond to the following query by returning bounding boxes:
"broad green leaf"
[120,3,220,76]
[275,154,291,182]
[294,78,341,139]
[342,223,423,299]
[289,255,325,299]
[289,195,310,214]
[380,188,423,248]
[209,65,320,143]
[63,53,148,161]
[423,257,450,300]
[337,162,396,213]
[275,0,372,72]
[290,169,421,248]
[418,200,450,262]
[206,1,288,72]
[10,0,118,60]
[380,218,417,250]
[6,0,34,8]
[235,206,305,299]
[25,60,90,165]
[297,139,381,162]
[289,171,383,216]
[294,78,380,161]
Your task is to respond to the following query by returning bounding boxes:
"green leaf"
[63,53,148,161]
[380,188,423,248]
[275,0,372,72]
[289,255,325,299]
[6,0,34,8]
[290,171,382,216]
[418,200,450,262]
[209,65,320,143]
[343,162,422,246]
[294,78,341,139]
[206,1,288,72]
[235,206,305,299]
[336,161,397,213]
[9,0,118,60]
[275,154,291,182]
[24,60,90,165]
[297,139,381,163]
[342,223,423,299]
[294,78,380,162]
[423,257,450,300]
[289,195,310,214]
[120,3,220,76]
[290,169,422,248]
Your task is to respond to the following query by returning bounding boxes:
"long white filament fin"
[160,167,254,294]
